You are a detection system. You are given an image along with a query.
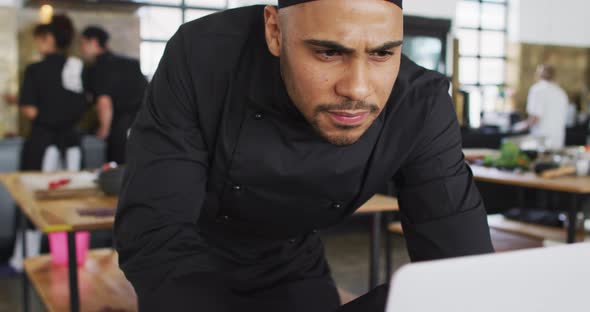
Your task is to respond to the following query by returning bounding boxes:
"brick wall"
[507,42,590,113]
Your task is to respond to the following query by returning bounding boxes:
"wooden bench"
[23,248,137,312]
[388,214,587,242]
[387,222,403,235]
[486,214,587,242]
[386,214,587,252]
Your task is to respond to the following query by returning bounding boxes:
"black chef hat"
[278,0,402,9]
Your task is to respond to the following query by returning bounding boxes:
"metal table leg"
[20,211,29,312]
[67,232,80,312]
[384,212,393,281]
[518,188,526,209]
[369,212,382,290]
[567,194,578,244]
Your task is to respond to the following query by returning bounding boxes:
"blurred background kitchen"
[0,0,589,311]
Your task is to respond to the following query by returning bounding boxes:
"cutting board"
[19,172,101,199]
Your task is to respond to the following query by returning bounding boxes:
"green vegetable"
[483,142,531,170]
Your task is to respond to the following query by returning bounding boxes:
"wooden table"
[355,194,399,289]
[470,164,590,243]
[0,172,117,312]
[0,172,399,308]
[0,172,117,233]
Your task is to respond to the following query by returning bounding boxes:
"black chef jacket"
[115,5,494,311]
[19,53,88,170]
[84,51,147,164]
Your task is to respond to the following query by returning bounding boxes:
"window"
[139,0,276,78]
[456,0,508,128]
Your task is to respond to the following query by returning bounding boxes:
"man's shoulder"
[28,56,59,72]
[106,52,139,67]
[24,61,41,73]
[529,80,547,92]
[175,6,265,77]
[180,5,264,41]
[530,81,567,98]
[395,55,450,100]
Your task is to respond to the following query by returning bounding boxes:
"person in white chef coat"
[525,64,569,150]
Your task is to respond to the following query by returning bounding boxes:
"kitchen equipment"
[19,172,100,199]
[97,165,125,196]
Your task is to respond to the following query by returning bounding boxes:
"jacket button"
[288,238,296,244]
[218,215,230,222]
[331,203,342,209]
[232,185,242,191]
[312,229,318,234]
[254,112,264,120]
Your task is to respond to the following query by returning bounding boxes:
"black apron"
[20,125,81,171]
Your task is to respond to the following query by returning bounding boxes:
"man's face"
[80,37,99,61]
[265,0,403,145]
[34,34,54,56]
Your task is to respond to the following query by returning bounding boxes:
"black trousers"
[138,272,340,312]
[20,126,81,171]
[135,272,388,312]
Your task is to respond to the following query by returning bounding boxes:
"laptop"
[386,242,590,312]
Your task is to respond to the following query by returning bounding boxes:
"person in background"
[525,64,569,150]
[19,15,88,171]
[11,14,88,271]
[80,26,147,165]
[565,93,584,129]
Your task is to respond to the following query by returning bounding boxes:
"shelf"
[487,214,587,243]
[23,248,137,312]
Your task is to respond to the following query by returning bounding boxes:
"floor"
[0,215,542,312]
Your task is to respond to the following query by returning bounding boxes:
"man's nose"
[335,60,371,102]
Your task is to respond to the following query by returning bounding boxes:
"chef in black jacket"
[19,15,88,171]
[80,26,147,164]
[115,1,494,311]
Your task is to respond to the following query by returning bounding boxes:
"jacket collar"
[245,23,305,121]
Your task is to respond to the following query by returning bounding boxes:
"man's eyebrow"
[303,39,403,54]
[367,40,403,53]
[303,39,355,53]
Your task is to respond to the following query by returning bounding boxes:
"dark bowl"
[97,166,125,196]
[521,149,539,161]
[533,162,559,174]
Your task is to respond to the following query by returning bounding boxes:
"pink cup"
[48,231,90,266]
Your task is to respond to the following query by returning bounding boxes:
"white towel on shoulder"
[61,56,84,94]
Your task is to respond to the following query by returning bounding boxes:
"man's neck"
[93,49,109,62]
[97,49,109,57]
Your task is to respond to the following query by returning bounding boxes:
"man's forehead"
[278,0,402,9]
[280,0,403,41]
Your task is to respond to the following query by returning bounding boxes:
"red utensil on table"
[48,178,71,190]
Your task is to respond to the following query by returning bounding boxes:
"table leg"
[384,212,393,281]
[67,232,80,312]
[20,211,29,312]
[518,188,526,209]
[369,212,382,290]
[567,194,578,244]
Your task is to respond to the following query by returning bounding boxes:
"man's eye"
[370,51,394,61]
[316,50,342,59]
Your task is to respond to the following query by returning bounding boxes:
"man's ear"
[264,6,281,57]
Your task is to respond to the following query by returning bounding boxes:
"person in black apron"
[11,14,89,271]
[19,14,88,172]
[80,26,147,165]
